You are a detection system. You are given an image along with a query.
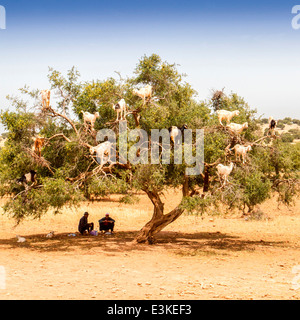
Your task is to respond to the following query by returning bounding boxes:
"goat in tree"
[81,111,100,131]
[41,90,51,110]
[169,125,188,144]
[226,122,248,135]
[17,170,37,189]
[112,99,127,121]
[231,144,252,164]
[32,136,45,157]
[268,117,277,137]
[216,162,234,186]
[133,85,152,105]
[217,110,240,126]
[90,141,113,167]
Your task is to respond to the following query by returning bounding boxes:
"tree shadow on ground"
[155,231,288,256]
[0,230,288,255]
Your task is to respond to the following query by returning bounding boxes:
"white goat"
[17,170,37,186]
[216,162,234,186]
[112,99,127,121]
[133,85,152,104]
[226,122,248,135]
[169,125,188,144]
[41,90,51,109]
[81,111,100,130]
[90,141,112,166]
[217,110,239,126]
[46,231,55,238]
[231,144,252,164]
[16,235,26,243]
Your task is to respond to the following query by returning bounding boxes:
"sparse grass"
[175,248,227,257]
[244,209,270,221]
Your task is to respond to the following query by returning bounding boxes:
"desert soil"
[0,190,299,300]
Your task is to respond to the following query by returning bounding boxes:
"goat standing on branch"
[112,99,127,121]
[217,109,240,126]
[90,141,113,167]
[268,117,277,137]
[216,162,234,187]
[231,144,252,164]
[41,90,51,110]
[81,111,100,131]
[133,85,152,105]
[226,122,248,135]
[32,136,45,157]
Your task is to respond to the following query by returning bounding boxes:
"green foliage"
[119,194,140,205]
[242,171,272,211]
[73,79,120,129]
[0,54,298,224]
[270,140,300,174]
[132,165,166,193]
[276,120,285,130]
[260,118,269,124]
[180,195,215,216]
[87,176,129,198]
[204,130,229,164]
[3,178,83,223]
[292,119,300,125]
[48,66,82,116]
[0,110,36,142]
[282,117,293,125]
[275,179,299,207]
[281,132,294,143]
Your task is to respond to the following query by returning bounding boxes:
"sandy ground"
[0,190,299,300]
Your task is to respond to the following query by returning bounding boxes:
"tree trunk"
[135,206,184,244]
[203,167,210,193]
[135,178,188,244]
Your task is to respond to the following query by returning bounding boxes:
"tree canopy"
[0,54,299,243]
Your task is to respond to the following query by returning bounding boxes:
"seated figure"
[99,213,115,233]
[78,212,94,235]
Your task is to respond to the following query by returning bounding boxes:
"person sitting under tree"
[78,212,94,235]
[99,213,115,233]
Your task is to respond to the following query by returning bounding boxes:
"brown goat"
[32,136,45,157]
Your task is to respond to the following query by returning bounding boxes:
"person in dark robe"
[78,212,94,235]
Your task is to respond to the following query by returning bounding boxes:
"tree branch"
[47,107,79,136]
[47,133,72,143]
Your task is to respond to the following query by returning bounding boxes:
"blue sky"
[0,0,299,127]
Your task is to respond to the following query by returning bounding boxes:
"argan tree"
[0,54,299,243]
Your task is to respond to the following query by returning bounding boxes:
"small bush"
[283,117,293,125]
[260,118,269,124]
[276,121,285,130]
[292,119,300,125]
[288,129,300,140]
[245,208,269,221]
[281,133,294,143]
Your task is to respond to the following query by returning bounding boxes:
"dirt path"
[0,194,299,300]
